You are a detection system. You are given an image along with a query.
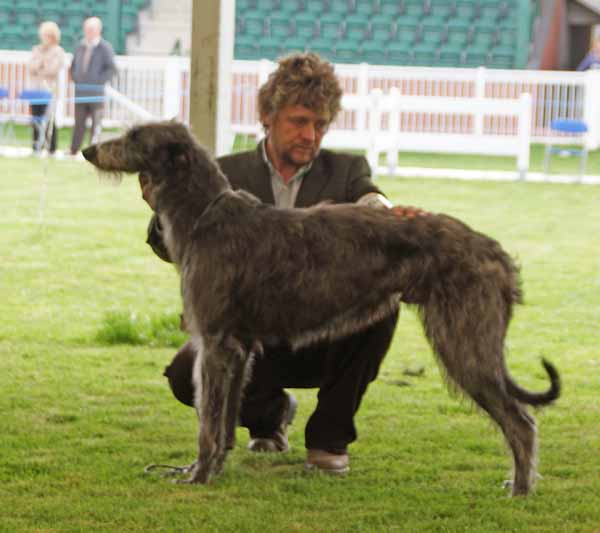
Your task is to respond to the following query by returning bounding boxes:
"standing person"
[142,53,420,474]
[69,17,116,156]
[27,21,65,154]
[577,37,600,71]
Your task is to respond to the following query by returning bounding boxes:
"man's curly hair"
[258,52,343,127]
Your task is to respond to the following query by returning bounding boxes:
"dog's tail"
[505,359,561,406]
[410,219,560,407]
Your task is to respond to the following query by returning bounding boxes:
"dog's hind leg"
[180,336,239,484]
[468,383,538,496]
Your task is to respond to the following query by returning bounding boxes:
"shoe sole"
[304,463,350,475]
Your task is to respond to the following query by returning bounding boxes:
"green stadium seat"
[430,0,456,19]
[354,0,374,15]
[236,0,251,11]
[306,37,335,60]
[330,0,350,14]
[456,0,477,20]
[472,26,495,48]
[0,8,10,24]
[387,41,412,65]
[257,0,278,11]
[413,42,437,66]
[404,0,425,17]
[335,39,359,63]
[293,12,318,38]
[306,0,327,14]
[421,15,446,44]
[281,36,307,55]
[380,0,403,17]
[319,13,343,40]
[361,40,387,64]
[438,43,463,66]
[235,34,259,60]
[447,18,470,46]
[258,37,283,59]
[345,14,370,41]
[280,0,303,14]
[371,15,396,41]
[489,45,514,68]
[397,16,420,43]
[17,6,38,26]
[269,13,292,38]
[242,11,266,37]
[463,45,489,67]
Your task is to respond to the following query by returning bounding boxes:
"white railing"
[1,50,599,157]
[332,89,532,177]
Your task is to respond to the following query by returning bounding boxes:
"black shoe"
[247,393,297,453]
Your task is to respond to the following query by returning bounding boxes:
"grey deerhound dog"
[83,121,560,495]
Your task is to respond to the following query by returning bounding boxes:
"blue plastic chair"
[0,87,11,142]
[543,118,588,180]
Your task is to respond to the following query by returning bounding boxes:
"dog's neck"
[154,147,231,265]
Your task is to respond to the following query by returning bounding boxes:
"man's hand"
[391,205,429,219]
[139,172,157,210]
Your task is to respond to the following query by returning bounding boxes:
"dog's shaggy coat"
[83,121,560,495]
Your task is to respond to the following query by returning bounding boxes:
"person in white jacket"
[28,20,65,154]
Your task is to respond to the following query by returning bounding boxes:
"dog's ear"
[152,142,191,172]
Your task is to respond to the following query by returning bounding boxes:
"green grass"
[1,155,600,532]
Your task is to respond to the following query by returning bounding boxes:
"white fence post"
[387,87,400,176]
[162,58,182,119]
[517,92,532,180]
[54,65,68,128]
[367,89,382,173]
[583,70,600,150]
[356,62,369,132]
[474,66,486,136]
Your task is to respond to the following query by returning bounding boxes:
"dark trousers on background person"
[70,101,104,154]
[164,313,399,453]
[30,103,57,153]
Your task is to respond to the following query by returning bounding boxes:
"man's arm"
[347,155,426,216]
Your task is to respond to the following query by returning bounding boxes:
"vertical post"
[583,70,600,150]
[367,88,382,174]
[517,92,531,180]
[387,87,400,177]
[163,58,182,120]
[189,0,235,156]
[356,62,369,132]
[474,66,486,136]
[54,63,67,127]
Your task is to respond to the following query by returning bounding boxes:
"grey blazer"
[70,39,116,98]
[147,144,383,262]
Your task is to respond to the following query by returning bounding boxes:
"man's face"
[84,23,100,42]
[263,104,330,169]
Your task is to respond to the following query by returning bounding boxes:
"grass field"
[1,153,599,532]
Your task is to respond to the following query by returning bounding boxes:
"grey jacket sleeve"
[346,156,384,202]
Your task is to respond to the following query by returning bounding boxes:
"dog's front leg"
[178,336,236,484]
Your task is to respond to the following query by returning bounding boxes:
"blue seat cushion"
[551,119,588,134]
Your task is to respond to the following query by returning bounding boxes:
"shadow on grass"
[96,311,187,347]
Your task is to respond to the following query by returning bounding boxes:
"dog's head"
[82,121,199,181]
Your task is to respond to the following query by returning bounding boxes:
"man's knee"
[163,340,197,407]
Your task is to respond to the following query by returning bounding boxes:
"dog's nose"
[82,145,97,162]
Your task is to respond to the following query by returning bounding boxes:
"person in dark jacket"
[69,17,116,155]
[577,37,600,71]
[142,53,412,474]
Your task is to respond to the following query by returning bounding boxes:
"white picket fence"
[1,50,598,174]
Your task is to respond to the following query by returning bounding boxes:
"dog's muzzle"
[82,145,97,163]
